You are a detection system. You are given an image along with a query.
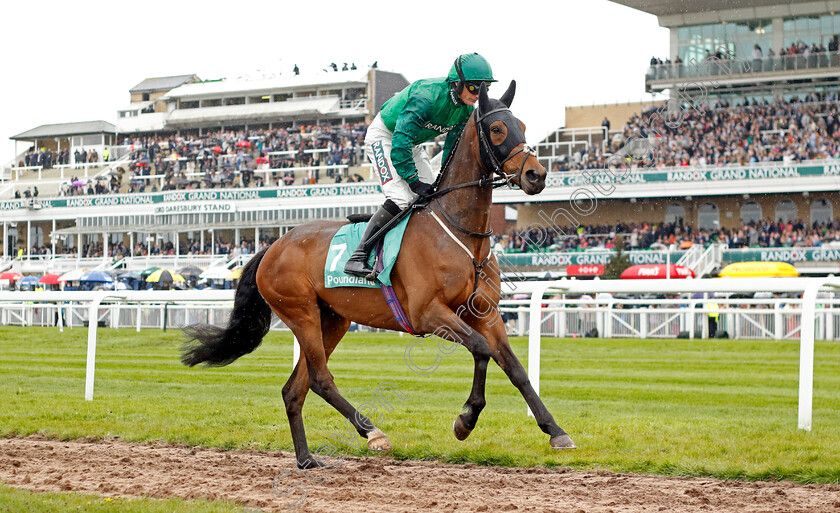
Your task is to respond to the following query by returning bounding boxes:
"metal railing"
[647,51,840,81]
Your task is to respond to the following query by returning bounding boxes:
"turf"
[0,483,242,513]
[1,326,839,484]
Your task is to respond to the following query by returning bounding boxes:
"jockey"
[344,52,496,278]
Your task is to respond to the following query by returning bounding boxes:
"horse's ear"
[500,80,516,108]
[478,82,491,115]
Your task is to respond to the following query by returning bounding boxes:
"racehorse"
[181,81,576,469]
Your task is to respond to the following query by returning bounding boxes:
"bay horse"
[181,81,576,469]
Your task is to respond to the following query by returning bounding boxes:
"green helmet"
[447,53,496,83]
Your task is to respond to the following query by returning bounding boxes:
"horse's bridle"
[474,105,536,187]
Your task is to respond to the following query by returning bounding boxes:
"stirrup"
[344,257,373,278]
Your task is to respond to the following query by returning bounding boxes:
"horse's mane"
[432,109,476,189]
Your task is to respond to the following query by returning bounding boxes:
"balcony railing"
[646,51,840,82]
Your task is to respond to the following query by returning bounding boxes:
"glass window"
[698,203,720,230]
[665,203,686,225]
[740,202,762,223]
[811,199,833,225]
[775,199,797,222]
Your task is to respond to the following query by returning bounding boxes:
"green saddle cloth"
[324,213,412,288]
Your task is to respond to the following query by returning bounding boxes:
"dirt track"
[2,436,840,512]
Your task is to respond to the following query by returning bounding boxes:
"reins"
[407,100,532,297]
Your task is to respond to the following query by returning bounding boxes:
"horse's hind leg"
[282,305,387,468]
[284,301,388,459]
[318,307,391,451]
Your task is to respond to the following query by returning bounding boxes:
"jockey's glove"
[409,180,435,198]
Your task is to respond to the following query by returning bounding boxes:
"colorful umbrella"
[0,271,23,281]
[145,269,185,283]
[79,270,115,283]
[620,264,695,279]
[59,269,88,282]
[718,261,799,278]
[236,140,251,148]
[140,267,160,277]
[177,266,204,278]
[20,275,40,285]
[39,273,64,285]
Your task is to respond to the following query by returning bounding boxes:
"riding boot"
[344,203,398,278]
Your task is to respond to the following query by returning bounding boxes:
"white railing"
[502,296,839,341]
[1,277,837,430]
[515,277,840,431]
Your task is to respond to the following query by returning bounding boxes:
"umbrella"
[135,162,149,167]
[39,273,64,285]
[177,266,204,278]
[0,271,23,281]
[146,269,185,283]
[79,270,115,283]
[140,267,160,277]
[718,261,799,278]
[255,157,269,165]
[620,264,695,279]
[236,140,251,148]
[20,275,40,285]
[228,267,243,280]
[59,269,88,282]
[71,180,86,187]
[200,266,234,280]
[117,271,142,280]
[212,146,223,153]
[679,241,693,249]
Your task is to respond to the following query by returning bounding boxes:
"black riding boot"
[344,203,398,278]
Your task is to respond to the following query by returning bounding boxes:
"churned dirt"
[2,435,840,512]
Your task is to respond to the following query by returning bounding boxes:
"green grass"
[0,483,242,513]
[1,326,840,486]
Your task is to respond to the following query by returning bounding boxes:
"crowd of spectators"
[495,217,840,253]
[554,92,840,172]
[117,123,367,193]
[31,236,278,260]
[19,148,102,169]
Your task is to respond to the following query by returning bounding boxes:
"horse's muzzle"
[523,167,546,194]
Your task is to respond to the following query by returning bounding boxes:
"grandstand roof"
[11,121,116,140]
[611,0,826,17]
[129,75,199,93]
[163,69,370,99]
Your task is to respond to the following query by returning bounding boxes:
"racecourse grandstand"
[3,2,840,283]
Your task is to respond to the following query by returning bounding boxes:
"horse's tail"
[181,248,272,367]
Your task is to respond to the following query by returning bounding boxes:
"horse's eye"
[491,125,503,134]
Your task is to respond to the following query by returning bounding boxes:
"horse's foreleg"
[417,304,491,441]
[482,324,576,449]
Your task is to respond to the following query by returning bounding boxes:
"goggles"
[463,81,487,95]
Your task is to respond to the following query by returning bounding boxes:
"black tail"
[181,248,272,367]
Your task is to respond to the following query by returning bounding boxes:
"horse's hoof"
[453,415,473,441]
[366,428,392,451]
[550,434,577,449]
[297,456,325,469]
